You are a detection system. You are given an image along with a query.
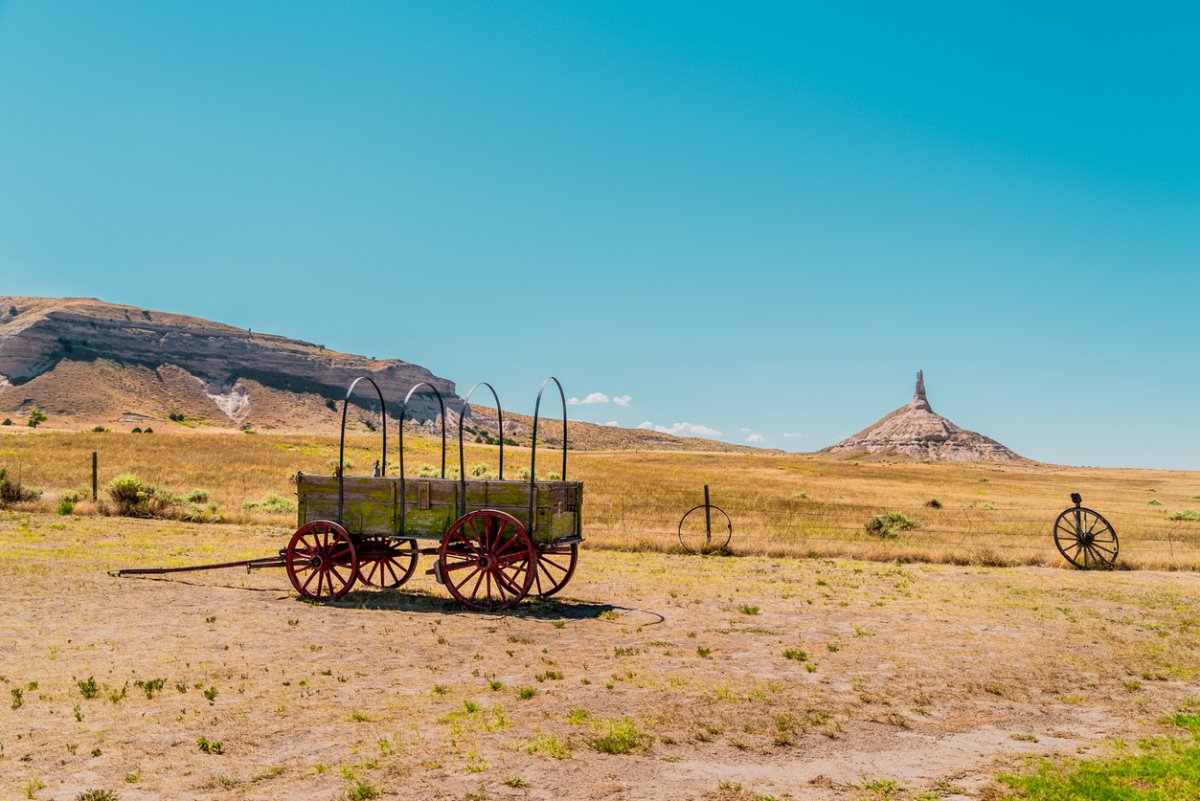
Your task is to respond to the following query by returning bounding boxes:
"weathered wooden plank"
[296,475,583,543]
[297,475,399,535]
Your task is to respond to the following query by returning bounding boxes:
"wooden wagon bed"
[296,474,583,546]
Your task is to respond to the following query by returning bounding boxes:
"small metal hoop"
[678,504,733,554]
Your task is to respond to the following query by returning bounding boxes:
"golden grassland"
[2,428,1199,570]
[1,430,1200,799]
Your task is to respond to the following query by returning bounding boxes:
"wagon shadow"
[318,588,623,621]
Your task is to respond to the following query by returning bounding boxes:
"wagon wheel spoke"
[356,536,418,589]
[450,528,482,558]
[529,543,579,598]
[538,555,570,573]
[301,566,320,592]
[493,532,525,558]
[494,566,524,596]
[452,566,482,593]
[468,568,486,599]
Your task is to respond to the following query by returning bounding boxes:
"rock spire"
[911,370,931,411]
[822,371,1019,462]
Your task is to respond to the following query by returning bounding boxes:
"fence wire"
[579,487,1200,569]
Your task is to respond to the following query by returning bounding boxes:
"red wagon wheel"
[529,543,578,598]
[438,510,535,611]
[285,521,359,601]
[356,536,419,588]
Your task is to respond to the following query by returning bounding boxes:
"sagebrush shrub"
[106,474,178,517]
[242,492,295,514]
[866,511,920,539]
[0,468,42,506]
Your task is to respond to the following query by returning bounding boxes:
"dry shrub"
[0,467,42,507]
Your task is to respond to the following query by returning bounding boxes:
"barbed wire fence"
[579,485,1200,570]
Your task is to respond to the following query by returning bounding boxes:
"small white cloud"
[783,432,803,438]
[637,420,722,438]
[567,392,610,406]
[739,427,752,433]
[745,433,765,443]
[602,420,619,427]
[612,395,632,407]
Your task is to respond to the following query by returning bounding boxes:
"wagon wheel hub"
[477,554,493,571]
[309,553,324,570]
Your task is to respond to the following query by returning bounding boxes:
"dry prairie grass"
[2,431,1199,798]
[0,512,1198,800]
[2,429,1199,570]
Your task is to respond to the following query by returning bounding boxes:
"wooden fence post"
[704,484,712,547]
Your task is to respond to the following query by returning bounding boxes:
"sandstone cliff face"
[0,297,458,425]
[822,371,1019,462]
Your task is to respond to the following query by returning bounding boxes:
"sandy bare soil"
[2,513,1198,800]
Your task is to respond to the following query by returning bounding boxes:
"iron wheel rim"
[1053,507,1118,570]
[285,521,359,601]
[439,510,534,611]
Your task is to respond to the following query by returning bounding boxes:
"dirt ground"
[2,513,1199,801]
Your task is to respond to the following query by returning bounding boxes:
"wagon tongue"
[111,554,287,577]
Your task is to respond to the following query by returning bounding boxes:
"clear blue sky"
[1,2,1197,468]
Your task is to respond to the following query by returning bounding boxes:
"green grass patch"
[524,734,571,759]
[590,717,652,754]
[999,712,1200,799]
[346,779,381,801]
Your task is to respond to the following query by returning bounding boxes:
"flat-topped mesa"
[910,370,931,412]
[822,370,1020,462]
